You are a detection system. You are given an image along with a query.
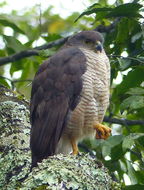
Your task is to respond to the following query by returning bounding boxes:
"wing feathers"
[30,47,86,167]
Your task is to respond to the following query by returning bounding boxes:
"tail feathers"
[30,99,69,168]
[56,136,72,154]
[31,155,41,170]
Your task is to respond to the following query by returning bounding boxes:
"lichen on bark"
[0,86,121,190]
[0,86,31,190]
[22,154,120,190]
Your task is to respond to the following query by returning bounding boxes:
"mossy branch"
[0,85,121,190]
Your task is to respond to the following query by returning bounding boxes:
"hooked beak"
[95,41,102,53]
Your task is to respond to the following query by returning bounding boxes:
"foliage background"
[0,0,144,189]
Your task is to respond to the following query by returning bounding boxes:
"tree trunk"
[0,85,120,190]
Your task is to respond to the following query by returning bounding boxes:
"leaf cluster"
[75,0,144,188]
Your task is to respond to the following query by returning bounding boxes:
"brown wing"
[30,47,86,167]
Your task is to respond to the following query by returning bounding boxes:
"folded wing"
[30,47,86,167]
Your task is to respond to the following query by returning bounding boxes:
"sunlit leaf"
[3,35,25,52]
[0,18,25,34]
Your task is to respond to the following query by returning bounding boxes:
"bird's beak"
[95,41,102,53]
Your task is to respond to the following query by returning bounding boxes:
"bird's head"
[66,30,104,53]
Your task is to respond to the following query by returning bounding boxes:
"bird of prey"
[30,30,111,168]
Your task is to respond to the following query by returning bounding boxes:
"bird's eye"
[85,39,91,44]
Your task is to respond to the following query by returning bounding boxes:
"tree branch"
[94,18,120,33]
[104,116,144,126]
[0,37,68,66]
[109,54,144,64]
[0,17,121,67]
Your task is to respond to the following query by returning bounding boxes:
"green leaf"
[126,160,138,184]
[0,18,25,34]
[106,3,143,18]
[135,171,144,184]
[107,135,124,147]
[75,6,112,22]
[131,32,143,43]
[120,95,144,111]
[122,136,134,151]
[119,159,127,172]
[10,60,25,76]
[3,35,25,52]
[116,18,129,45]
[102,141,111,158]
[0,77,11,88]
[75,3,142,22]
[106,135,124,161]
[129,133,144,140]
[117,58,131,71]
[123,185,144,190]
[42,33,62,42]
[110,143,124,161]
[87,3,100,10]
[126,87,144,95]
[115,67,144,96]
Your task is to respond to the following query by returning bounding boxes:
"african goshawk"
[30,30,111,168]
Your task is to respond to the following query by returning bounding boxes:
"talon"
[94,123,111,140]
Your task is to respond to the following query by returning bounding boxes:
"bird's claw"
[94,123,111,140]
[72,149,79,155]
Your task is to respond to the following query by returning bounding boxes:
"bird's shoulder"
[31,47,86,92]
[30,47,87,111]
[40,47,87,74]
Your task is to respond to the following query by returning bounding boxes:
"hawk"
[30,30,111,168]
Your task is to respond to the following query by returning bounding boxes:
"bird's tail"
[30,99,69,169]
[56,136,72,155]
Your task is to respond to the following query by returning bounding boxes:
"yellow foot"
[94,123,111,140]
[70,138,79,155]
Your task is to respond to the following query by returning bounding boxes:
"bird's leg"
[93,123,111,140]
[70,138,79,155]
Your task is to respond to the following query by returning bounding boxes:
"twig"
[0,76,32,90]
[0,50,38,66]
[13,79,32,83]
[94,18,120,33]
[0,18,124,66]
[38,2,42,36]
[109,54,144,64]
[104,116,144,126]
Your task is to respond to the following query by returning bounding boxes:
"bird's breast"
[64,48,110,140]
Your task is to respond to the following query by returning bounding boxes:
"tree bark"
[0,85,120,190]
